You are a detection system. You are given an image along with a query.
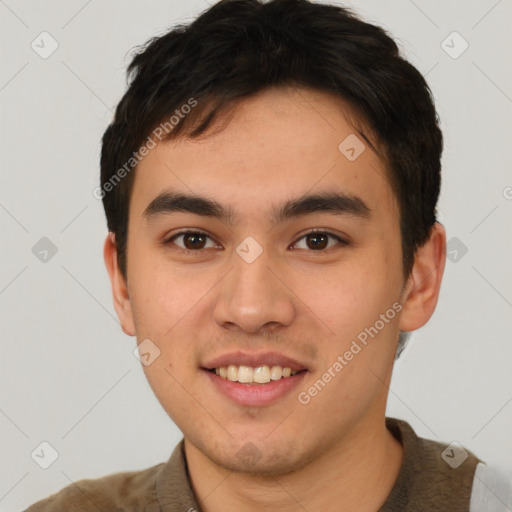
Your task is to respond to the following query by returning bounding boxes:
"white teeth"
[227,364,238,382]
[237,366,253,383]
[212,364,301,384]
[253,365,270,383]
[270,365,282,380]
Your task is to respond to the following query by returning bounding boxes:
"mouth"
[204,364,306,384]
[200,352,310,406]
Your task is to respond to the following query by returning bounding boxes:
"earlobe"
[398,222,446,333]
[103,232,136,336]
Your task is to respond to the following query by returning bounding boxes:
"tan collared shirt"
[25,417,485,511]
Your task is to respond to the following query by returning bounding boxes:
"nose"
[212,246,296,335]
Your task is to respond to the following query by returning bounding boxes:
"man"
[26,0,511,510]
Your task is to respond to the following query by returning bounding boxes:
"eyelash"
[162,229,348,255]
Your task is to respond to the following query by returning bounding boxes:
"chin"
[202,436,315,478]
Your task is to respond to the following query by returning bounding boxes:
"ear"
[398,222,446,332]
[103,232,136,336]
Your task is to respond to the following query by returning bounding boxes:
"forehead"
[130,87,397,226]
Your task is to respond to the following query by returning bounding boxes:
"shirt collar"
[154,417,471,511]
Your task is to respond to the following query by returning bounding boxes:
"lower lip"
[203,369,308,407]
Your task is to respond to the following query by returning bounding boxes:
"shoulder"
[383,417,483,510]
[24,462,164,512]
[469,462,512,512]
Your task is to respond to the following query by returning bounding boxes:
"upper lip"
[202,351,310,371]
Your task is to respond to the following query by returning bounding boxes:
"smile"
[209,364,302,384]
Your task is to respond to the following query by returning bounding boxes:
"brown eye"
[182,232,207,250]
[305,232,329,250]
[292,230,347,251]
[164,231,217,252]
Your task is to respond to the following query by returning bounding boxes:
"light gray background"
[1,1,511,510]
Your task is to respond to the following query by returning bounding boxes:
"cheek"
[294,260,393,334]
[292,254,402,384]
[127,258,215,381]
[128,251,200,337]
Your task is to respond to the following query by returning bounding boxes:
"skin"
[104,86,446,511]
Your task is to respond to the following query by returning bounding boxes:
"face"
[107,87,424,476]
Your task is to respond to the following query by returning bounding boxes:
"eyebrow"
[142,189,371,226]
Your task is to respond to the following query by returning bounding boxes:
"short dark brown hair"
[100,0,442,280]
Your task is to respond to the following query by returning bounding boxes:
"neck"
[184,414,403,512]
